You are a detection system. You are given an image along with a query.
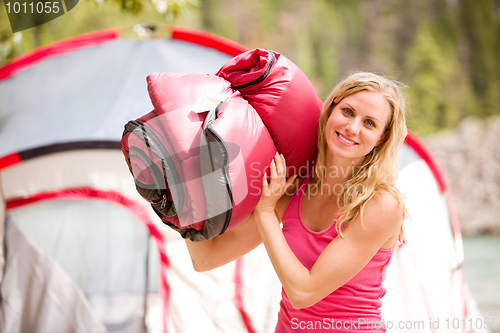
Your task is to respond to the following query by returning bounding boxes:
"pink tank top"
[275,174,395,333]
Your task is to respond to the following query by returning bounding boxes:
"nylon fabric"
[0,216,106,333]
[6,199,156,332]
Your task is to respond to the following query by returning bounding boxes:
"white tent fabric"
[0,25,486,333]
[8,198,155,332]
[383,159,463,331]
[1,215,106,333]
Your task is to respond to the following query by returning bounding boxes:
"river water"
[463,235,500,332]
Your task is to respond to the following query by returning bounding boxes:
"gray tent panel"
[0,215,106,333]
[6,198,159,332]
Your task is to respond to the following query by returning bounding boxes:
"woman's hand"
[255,152,297,214]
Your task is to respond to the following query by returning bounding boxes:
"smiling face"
[324,90,391,166]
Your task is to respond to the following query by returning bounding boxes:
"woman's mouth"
[336,132,358,146]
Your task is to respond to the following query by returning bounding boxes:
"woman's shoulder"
[341,191,403,249]
[372,190,402,212]
[362,190,404,231]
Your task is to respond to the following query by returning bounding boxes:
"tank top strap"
[282,169,313,220]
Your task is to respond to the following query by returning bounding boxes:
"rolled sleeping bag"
[216,49,321,175]
[120,49,321,241]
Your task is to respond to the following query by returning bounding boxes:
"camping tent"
[0,25,485,333]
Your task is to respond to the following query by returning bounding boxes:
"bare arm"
[255,153,403,309]
[185,213,262,272]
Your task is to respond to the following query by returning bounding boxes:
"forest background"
[1,0,500,136]
[1,0,500,235]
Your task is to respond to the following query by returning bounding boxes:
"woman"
[185,72,409,332]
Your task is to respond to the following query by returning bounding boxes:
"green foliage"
[112,0,144,14]
[1,0,499,135]
[459,0,500,118]
[0,0,195,65]
[406,24,463,134]
[0,31,23,63]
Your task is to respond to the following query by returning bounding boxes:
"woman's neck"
[311,154,363,199]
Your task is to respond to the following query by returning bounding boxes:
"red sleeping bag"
[121,49,321,241]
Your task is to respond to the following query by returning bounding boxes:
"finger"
[282,154,287,167]
[262,171,268,186]
[275,154,284,176]
[273,152,280,169]
[270,158,278,180]
[278,153,287,176]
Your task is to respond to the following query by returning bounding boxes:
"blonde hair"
[314,72,409,237]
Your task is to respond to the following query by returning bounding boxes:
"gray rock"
[424,116,500,235]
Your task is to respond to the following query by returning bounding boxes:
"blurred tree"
[459,0,500,118]
[1,0,499,134]
[0,0,196,65]
[407,24,464,134]
[198,0,217,31]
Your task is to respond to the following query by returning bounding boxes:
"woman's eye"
[342,108,354,116]
[365,119,376,128]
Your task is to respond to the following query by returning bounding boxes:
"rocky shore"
[424,116,500,235]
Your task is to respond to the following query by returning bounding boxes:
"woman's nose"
[345,119,360,136]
